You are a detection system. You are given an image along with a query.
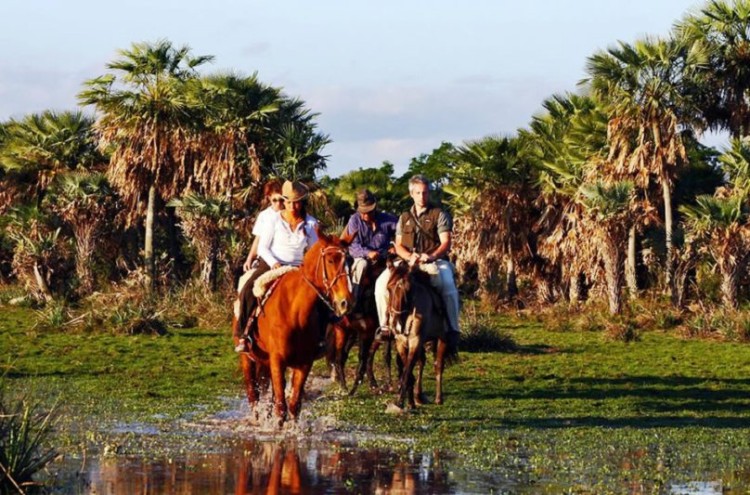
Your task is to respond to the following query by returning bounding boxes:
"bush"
[0,385,57,492]
[460,310,516,352]
[604,319,641,343]
[682,310,750,342]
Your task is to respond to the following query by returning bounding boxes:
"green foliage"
[579,180,634,219]
[681,194,747,233]
[329,162,409,215]
[0,382,57,492]
[460,307,517,352]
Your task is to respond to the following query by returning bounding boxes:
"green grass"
[317,313,750,491]
[4,300,750,491]
[0,305,238,436]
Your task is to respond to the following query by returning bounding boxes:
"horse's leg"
[352,331,375,395]
[269,354,287,425]
[240,353,260,412]
[434,337,447,405]
[384,338,393,391]
[414,347,428,406]
[287,363,312,420]
[329,322,349,390]
[363,339,381,392]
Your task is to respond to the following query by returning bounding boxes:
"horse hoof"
[415,394,429,406]
[435,398,443,405]
[385,403,406,415]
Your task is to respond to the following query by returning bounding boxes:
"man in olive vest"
[374,174,460,345]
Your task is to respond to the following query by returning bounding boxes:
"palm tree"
[677,0,750,137]
[47,172,117,295]
[680,137,750,308]
[194,72,282,197]
[78,39,214,288]
[3,207,63,302]
[528,92,609,303]
[0,110,101,206]
[449,135,537,299]
[681,193,750,308]
[584,36,706,301]
[168,193,230,290]
[262,98,331,180]
[578,181,636,314]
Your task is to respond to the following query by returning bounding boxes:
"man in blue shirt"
[344,189,398,308]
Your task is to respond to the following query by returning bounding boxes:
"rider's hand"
[366,251,379,262]
[408,252,419,266]
[272,262,282,269]
[418,253,431,263]
[243,258,253,272]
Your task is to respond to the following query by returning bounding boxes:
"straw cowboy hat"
[281,180,309,202]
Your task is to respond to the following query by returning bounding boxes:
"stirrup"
[376,325,393,340]
[234,338,248,353]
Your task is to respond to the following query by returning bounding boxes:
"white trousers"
[374,259,460,333]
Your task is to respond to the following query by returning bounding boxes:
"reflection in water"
[84,440,458,494]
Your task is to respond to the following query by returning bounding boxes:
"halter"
[302,245,350,313]
[386,276,411,334]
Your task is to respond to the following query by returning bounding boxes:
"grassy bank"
[4,300,750,491]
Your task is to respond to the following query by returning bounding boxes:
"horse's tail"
[443,331,460,367]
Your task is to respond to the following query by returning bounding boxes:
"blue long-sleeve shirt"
[345,211,398,259]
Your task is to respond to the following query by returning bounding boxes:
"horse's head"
[386,261,412,332]
[302,227,354,317]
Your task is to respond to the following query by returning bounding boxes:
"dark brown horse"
[327,259,394,395]
[385,261,457,412]
[233,231,353,424]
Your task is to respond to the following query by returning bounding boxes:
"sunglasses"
[271,198,285,203]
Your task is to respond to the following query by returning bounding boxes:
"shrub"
[604,319,641,343]
[0,385,57,492]
[460,310,516,352]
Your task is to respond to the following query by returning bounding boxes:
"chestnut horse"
[233,232,353,424]
[385,261,457,412]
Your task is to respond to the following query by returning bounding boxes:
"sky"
[0,0,714,178]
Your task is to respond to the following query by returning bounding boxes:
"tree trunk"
[33,262,53,302]
[602,238,623,315]
[569,272,582,304]
[626,226,638,299]
[144,184,157,289]
[75,231,95,295]
[199,243,219,291]
[506,257,517,299]
[663,181,675,300]
[720,263,739,310]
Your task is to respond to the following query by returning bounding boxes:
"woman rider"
[235,180,319,352]
[236,179,284,295]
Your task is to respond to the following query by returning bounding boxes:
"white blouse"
[257,213,319,267]
[252,206,280,237]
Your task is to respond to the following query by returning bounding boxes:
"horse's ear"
[315,224,331,244]
[339,227,355,248]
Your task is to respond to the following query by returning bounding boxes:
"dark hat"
[282,180,308,202]
[356,189,377,213]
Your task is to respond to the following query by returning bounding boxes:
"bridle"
[302,244,350,313]
[386,275,411,334]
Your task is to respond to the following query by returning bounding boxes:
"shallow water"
[46,393,750,494]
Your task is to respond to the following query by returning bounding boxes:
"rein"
[386,276,411,334]
[301,245,349,313]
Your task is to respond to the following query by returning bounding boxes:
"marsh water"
[46,395,750,494]
[52,440,745,494]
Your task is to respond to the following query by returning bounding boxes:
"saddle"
[353,260,386,317]
[242,266,298,338]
